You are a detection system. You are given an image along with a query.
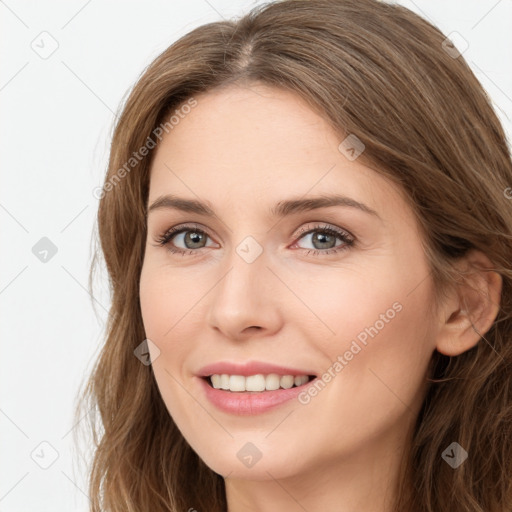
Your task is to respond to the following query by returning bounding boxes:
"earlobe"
[435,250,502,357]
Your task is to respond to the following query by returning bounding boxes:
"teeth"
[220,374,230,390]
[246,374,265,392]
[209,373,311,392]
[266,374,280,391]
[229,375,246,392]
[280,375,294,389]
[294,375,305,386]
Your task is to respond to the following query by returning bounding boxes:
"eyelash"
[155,222,355,258]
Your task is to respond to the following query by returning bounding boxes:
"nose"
[207,244,283,341]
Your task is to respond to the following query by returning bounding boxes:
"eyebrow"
[147,193,381,219]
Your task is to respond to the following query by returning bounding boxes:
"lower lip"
[198,376,316,415]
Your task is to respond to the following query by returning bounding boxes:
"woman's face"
[139,83,438,483]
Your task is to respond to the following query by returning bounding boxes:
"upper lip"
[196,361,317,377]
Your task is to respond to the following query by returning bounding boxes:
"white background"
[1,1,511,510]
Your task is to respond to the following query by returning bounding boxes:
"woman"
[77,0,512,510]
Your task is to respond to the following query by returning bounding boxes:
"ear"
[435,249,502,357]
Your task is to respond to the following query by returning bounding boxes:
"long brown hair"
[75,0,512,510]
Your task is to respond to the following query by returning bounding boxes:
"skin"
[139,83,502,511]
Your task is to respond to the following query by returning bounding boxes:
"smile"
[206,373,315,392]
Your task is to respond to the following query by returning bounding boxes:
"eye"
[291,223,355,256]
[155,223,216,256]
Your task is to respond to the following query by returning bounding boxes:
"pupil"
[186,231,204,248]
[314,232,334,249]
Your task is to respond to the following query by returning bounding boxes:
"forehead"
[148,84,410,226]
[156,83,343,167]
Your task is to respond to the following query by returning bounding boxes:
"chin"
[194,442,308,481]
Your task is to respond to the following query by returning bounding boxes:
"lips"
[195,360,319,415]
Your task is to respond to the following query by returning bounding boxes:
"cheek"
[139,266,207,432]
[139,266,193,383]
[303,269,435,436]
[294,255,435,396]
[139,263,200,343]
